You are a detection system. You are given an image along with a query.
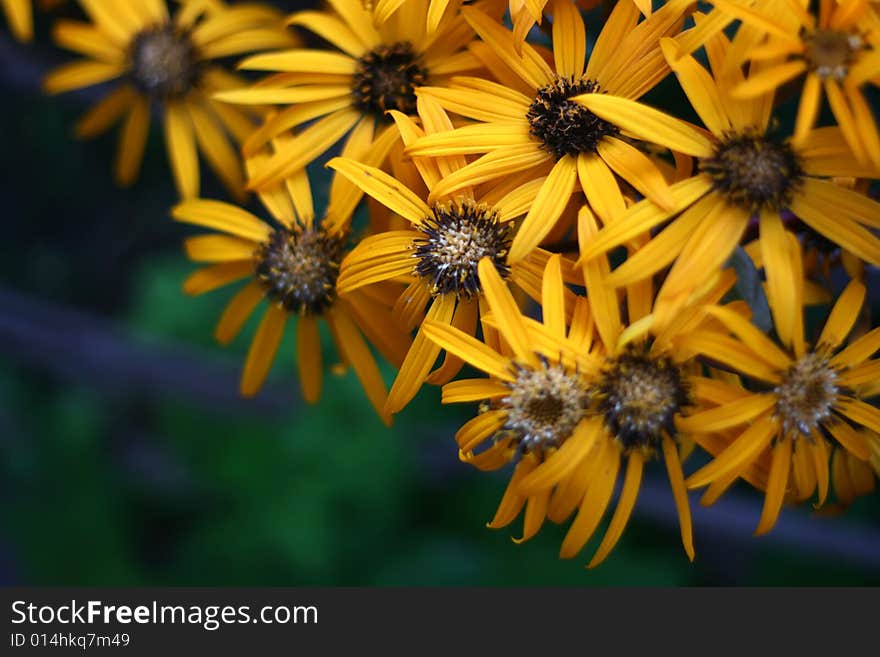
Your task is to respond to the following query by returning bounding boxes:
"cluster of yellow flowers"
[19,0,880,567]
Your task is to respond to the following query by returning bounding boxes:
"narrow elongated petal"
[508,155,578,263]
[240,304,287,397]
[572,94,715,157]
[327,157,431,225]
[754,436,792,536]
[686,417,777,488]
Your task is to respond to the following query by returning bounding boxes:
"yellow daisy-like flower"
[575,35,880,335]
[2,0,31,40]
[678,237,880,535]
[171,123,411,425]
[710,0,880,167]
[215,0,485,192]
[43,0,295,200]
[423,210,739,567]
[326,94,579,415]
[407,0,694,263]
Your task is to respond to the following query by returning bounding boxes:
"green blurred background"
[1,1,879,586]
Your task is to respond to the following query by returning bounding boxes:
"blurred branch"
[0,286,296,417]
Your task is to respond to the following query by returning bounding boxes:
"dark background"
[1,1,878,587]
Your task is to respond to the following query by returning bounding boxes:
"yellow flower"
[326,94,580,415]
[43,0,295,199]
[407,0,694,263]
[678,238,880,534]
[710,0,880,168]
[2,0,31,40]
[215,0,485,192]
[575,35,880,335]
[424,212,738,567]
[171,124,411,425]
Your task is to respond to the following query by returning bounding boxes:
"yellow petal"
[577,176,713,263]
[598,137,675,210]
[247,109,360,190]
[703,305,791,371]
[215,281,264,345]
[477,258,536,365]
[114,94,150,187]
[676,394,776,434]
[818,279,866,349]
[240,304,287,397]
[571,94,715,157]
[754,436,792,535]
[588,450,644,568]
[183,261,253,296]
[825,417,871,461]
[685,417,777,488]
[456,410,508,452]
[508,155,578,263]
[577,206,622,349]
[559,439,621,559]
[384,294,456,414]
[184,235,256,262]
[238,49,357,74]
[461,5,553,89]
[327,157,431,225]
[43,60,126,95]
[172,199,271,243]
[663,435,695,561]
[329,307,393,425]
[551,0,585,79]
[517,420,599,496]
[441,378,510,404]
[164,102,200,199]
[488,454,537,529]
[296,315,322,404]
[577,152,626,225]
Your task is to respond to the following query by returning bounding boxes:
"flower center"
[500,358,590,455]
[129,25,200,99]
[699,131,804,213]
[802,28,865,81]
[527,76,620,159]
[255,226,345,316]
[351,42,428,119]
[413,201,512,298]
[774,352,839,438]
[596,349,688,452]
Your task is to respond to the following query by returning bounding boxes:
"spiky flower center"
[500,359,590,454]
[129,25,200,99]
[527,76,620,159]
[774,352,839,437]
[597,350,688,452]
[802,28,865,81]
[351,42,428,119]
[255,227,345,316]
[699,131,805,213]
[413,201,512,298]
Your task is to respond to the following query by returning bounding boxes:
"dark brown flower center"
[774,352,839,437]
[129,25,200,99]
[699,131,805,213]
[413,201,512,298]
[527,76,620,159]
[255,227,344,316]
[802,28,865,81]
[351,42,428,119]
[596,349,688,452]
[499,358,590,455]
